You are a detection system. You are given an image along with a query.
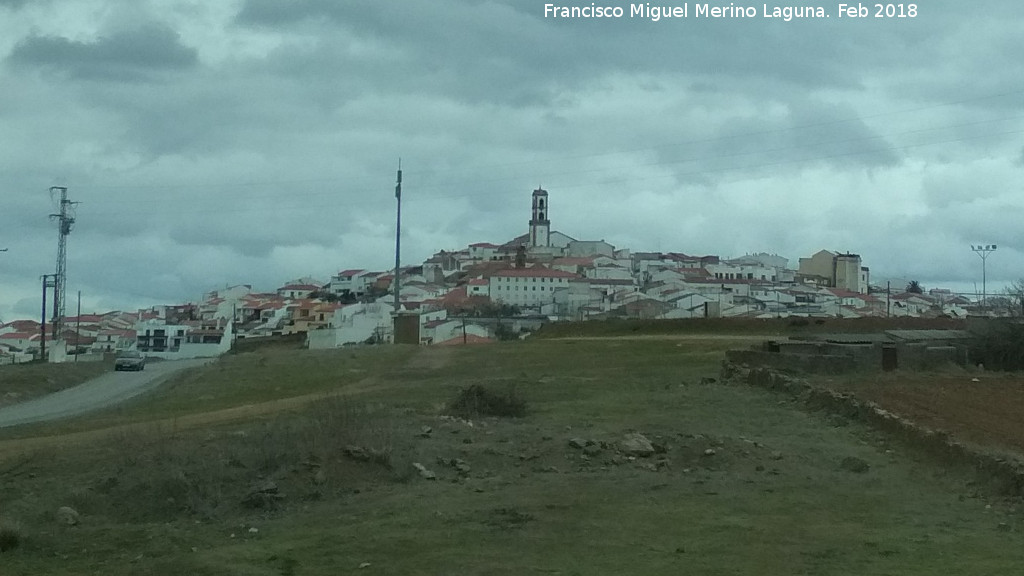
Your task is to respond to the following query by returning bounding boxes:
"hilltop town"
[0,188,998,364]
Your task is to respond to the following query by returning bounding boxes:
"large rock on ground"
[618,433,655,457]
[56,506,80,526]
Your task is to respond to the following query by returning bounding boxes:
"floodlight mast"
[394,159,402,316]
[971,244,997,312]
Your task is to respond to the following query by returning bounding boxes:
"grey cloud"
[7,24,198,81]
[167,210,341,259]
[233,0,869,107]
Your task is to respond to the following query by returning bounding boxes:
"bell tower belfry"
[529,187,550,248]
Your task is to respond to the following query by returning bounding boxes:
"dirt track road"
[0,358,210,429]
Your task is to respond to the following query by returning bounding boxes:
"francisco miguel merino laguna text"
[544,3,838,22]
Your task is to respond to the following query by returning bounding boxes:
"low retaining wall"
[721,361,1024,498]
[726,342,969,375]
[725,350,860,374]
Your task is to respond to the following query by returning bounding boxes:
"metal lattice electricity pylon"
[49,186,77,340]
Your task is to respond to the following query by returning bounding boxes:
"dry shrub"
[0,519,21,553]
[446,384,527,418]
[93,395,401,522]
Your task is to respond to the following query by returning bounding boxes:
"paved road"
[0,358,211,428]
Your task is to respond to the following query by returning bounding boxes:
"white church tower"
[529,187,550,248]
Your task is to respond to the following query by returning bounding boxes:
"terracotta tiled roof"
[435,333,495,346]
[491,268,580,279]
[552,257,595,266]
[279,284,320,291]
[2,320,41,331]
[684,278,769,285]
[578,278,635,286]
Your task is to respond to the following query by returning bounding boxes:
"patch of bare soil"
[0,378,379,463]
[553,334,773,342]
[825,373,1024,455]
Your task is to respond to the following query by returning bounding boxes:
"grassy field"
[0,359,112,408]
[1,336,1022,575]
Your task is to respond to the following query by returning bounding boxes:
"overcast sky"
[1,0,1023,320]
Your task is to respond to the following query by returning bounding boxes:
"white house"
[468,242,502,261]
[566,239,615,258]
[467,278,489,297]
[277,282,322,300]
[307,303,395,348]
[329,269,379,298]
[421,319,491,345]
[91,329,136,353]
[0,332,40,352]
[489,268,580,309]
[136,319,233,359]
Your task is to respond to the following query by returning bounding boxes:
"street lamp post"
[971,244,997,312]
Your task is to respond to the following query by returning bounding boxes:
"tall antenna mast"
[394,159,402,314]
[48,186,77,341]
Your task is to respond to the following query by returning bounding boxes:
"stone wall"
[724,349,861,374]
[720,362,1024,498]
[725,341,968,375]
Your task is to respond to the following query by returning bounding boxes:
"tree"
[906,280,924,294]
[1001,279,1024,317]
[308,289,356,304]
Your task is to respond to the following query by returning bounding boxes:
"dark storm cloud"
[7,24,198,81]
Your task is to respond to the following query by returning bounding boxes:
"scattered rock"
[420,426,433,438]
[770,451,783,461]
[56,506,80,526]
[568,438,588,450]
[437,457,472,477]
[582,444,602,457]
[359,562,372,568]
[703,448,716,457]
[998,522,1011,532]
[412,462,437,480]
[619,432,655,457]
[343,445,388,464]
[840,456,870,474]
[700,377,717,385]
[242,480,285,509]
